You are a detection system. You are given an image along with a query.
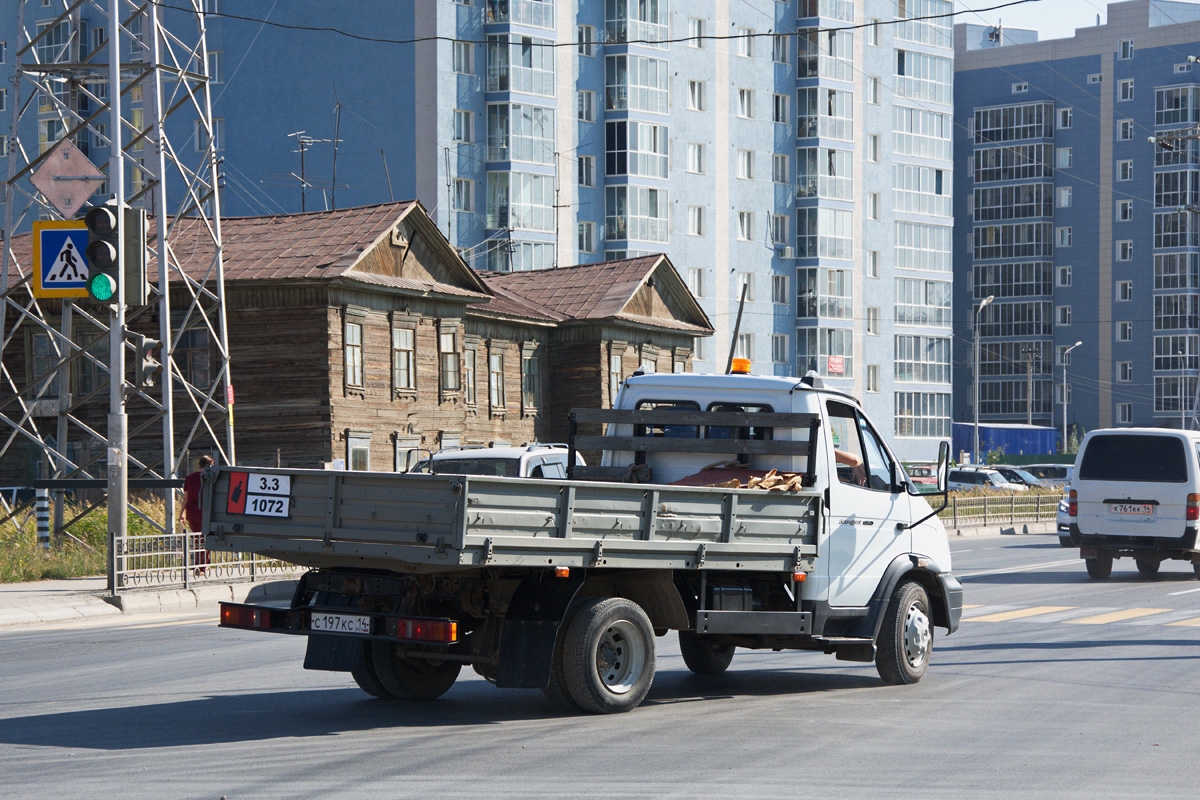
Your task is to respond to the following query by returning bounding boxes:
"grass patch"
[0,497,169,584]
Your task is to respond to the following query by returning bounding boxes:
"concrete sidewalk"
[0,575,298,629]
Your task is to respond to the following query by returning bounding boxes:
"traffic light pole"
[105,0,127,594]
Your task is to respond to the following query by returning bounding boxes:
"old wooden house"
[1,201,712,481]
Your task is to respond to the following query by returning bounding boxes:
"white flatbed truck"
[207,370,961,713]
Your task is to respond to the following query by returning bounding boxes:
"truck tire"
[351,641,394,699]
[1135,557,1160,577]
[543,609,583,712]
[370,641,461,700]
[678,631,735,675]
[876,580,932,686]
[561,597,655,713]
[1085,554,1113,580]
[1193,560,1200,580]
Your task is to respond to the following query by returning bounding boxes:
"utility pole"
[1021,344,1036,425]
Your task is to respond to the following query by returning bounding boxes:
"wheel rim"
[595,619,646,694]
[903,601,931,668]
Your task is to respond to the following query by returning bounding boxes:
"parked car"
[1057,494,1075,547]
[904,462,938,485]
[411,443,584,479]
[1023,463,1074,489]
[948,467,1027,493]
[992,465,1049,489]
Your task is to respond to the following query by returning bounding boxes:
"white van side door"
[824,400,912,607]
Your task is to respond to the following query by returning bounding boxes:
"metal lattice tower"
[1,0,233,586]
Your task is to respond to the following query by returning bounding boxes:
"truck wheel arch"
[866,555,954,638]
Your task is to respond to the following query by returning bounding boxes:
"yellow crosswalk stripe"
[1066,608,1172,625]
[968,606,1075,622]
[961,604,984,609]
[1165,617,1200,627]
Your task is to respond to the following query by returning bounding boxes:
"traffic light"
[82,203,149,305]
[84,203,120,302]
[131,332,161,389]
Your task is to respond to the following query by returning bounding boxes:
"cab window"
[827,401,866,487]
[857,417,895,492]
[705,403,773,441]
[634,400,700,438]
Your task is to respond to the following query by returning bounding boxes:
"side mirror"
[936,440,950,494]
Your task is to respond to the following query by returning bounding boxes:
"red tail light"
[220,602,276,630]
[395,617,458,644]
[1068,489,1077,518]
[1188,494,1200,522]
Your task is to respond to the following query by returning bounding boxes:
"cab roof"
[623,370,858,403]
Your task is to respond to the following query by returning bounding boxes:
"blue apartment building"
[2,1,956,460]
[954,0,1200,442]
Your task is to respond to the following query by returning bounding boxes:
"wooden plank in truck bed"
[203,467,820,574]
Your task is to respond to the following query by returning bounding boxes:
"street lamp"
[973,295,995,465]
[1063,341,1082,453]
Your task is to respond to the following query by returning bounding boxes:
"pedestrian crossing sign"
[32,220,90,299]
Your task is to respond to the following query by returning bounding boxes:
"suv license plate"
[310,612,371,635]
[1110,503,1153,515]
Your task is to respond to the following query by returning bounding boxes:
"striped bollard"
[35,489,50,549]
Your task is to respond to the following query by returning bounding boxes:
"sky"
[955,0,1116,41]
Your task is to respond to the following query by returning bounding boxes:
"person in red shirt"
[180,455,213,572]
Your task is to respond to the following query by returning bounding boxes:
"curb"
[0,596,121,629]
[948,522,1058,538]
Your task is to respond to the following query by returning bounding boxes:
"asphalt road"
[2,533,1199,799]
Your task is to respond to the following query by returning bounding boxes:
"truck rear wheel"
[562,597,655,713]
[876,580,932,686]
[370,641,461,700]
[1135,557,1160,577]
[1085,554,1113,579]
[678,631,735,675]
[351,641,394,699]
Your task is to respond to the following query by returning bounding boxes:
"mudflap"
[495,571,585,689]
[303,634,361,672]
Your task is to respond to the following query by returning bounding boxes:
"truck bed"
[203,467,820,574]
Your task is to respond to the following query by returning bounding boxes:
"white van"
[1070,428,1200,579]
[412,444,584,479]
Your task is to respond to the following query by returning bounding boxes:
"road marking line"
[1167,586,1200,596]
[1124,609,1200,625]
[958,558,1079,578]
[968,606,1076,622]
[961,604,984,609]
[1065,608,1172,625]
[961,605,1017,619]
[1165,617,1200,627]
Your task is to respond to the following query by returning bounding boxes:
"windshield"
[415,457,522,477]
[986,472,1006,486]
[1011,468,1039,483]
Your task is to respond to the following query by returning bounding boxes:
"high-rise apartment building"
[954,0,1200,440]
[2,1,955,459]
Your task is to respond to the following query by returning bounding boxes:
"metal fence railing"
[115,532,299,590]
[937,493,1059,529]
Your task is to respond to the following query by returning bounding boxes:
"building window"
[735,333,753,360]
[773,93,789,123]
[1118,361,1133,382]
[578,90,595,122]
[173,327,206,388]
[1056,227,1072,247]
[1118,160,1133,181]
[687,80,705,111]
[488,103,556,164]
[452,41,473,74]
[867,134,880,163]
[489,352,505,411]
[1119,39,1134,60]
[866,19,880,46]
[1012,82,1028,94]
[895,335,951,384]
[1177,62,1193,75]
[1118,240,1133,261]
[1119,79,1134,102]
[867,307,880,335]
[392,327,415,392]
[1117,321,1133,341]
[453,109,472,143]
[687,18,704,48]
[463,348,477,404]
[1058,107,1072,128]
[439,330,460,393]
[348,434,370,471]
[737,212,754,241]
[1118,403,1132,424]
[687,206,704,237]
[578,221,595,253]
[605,53,667,113]
[867,250,880,278]
[737,27,754,58]
[772,33,788,64]
[771,214,788,245]
[521,353,540,411]
[605,185,668,242]
[1057,187,1072,208]
[687,267,704,297]
[1119,119,1134,140]
[1056,147,1072,168]
[578,155,595,187]
[773,153,789,184]
[1056,305,1072,326]
[1117,199,1133,221]
[1088,73,1102,84]
[772,334,788,364]
[867,192,880,220]
[1117,281,1133,302]
[452,179,473,212]
[345,320,364,388]
[736,272,755,302]
[867,76,881,105]
[577,24,595,56]
[866,365,880,393]
[686,142,704,173]
[609,351,623,403]
[772,274,788,304]
[737,149,754,180]
[1057,266,1072,287]
[737,89,754,119]
[193,118,225,152]
[30,332,61,399]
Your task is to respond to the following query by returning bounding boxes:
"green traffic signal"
[86,272,117,302]
[84,204,121,302]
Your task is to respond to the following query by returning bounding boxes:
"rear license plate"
[1110,503,1154,515]
[310,612,371,635]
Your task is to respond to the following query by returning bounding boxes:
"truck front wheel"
[876,580,932,686]
[562,597,656,713]
[678,631,735,675]
[369,641,461,700]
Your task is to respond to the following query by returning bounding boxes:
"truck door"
[824,400,912,607]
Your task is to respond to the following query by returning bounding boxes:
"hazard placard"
[32,221,90,299]
[226,471,249,515]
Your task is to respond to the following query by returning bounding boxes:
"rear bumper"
[1072,524,1198,553]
